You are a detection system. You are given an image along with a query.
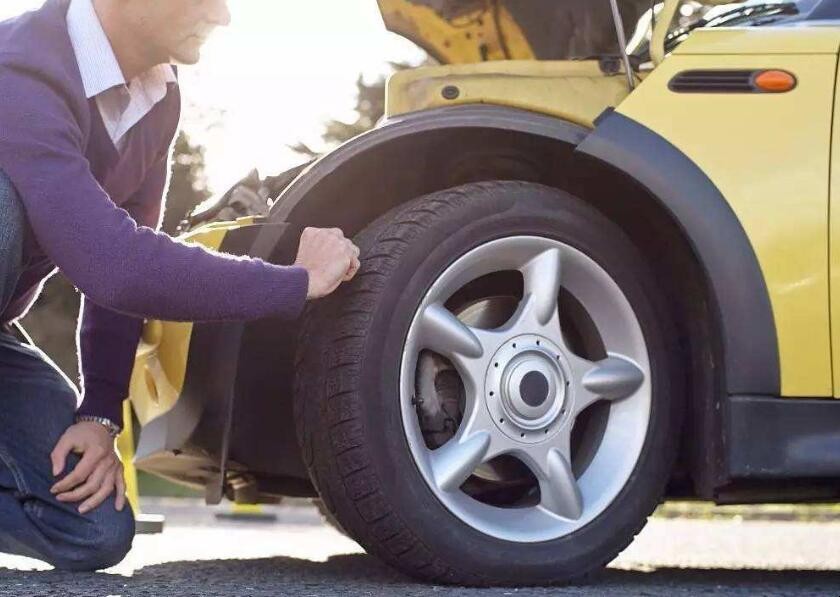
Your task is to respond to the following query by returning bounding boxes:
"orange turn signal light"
[753,70,796,93]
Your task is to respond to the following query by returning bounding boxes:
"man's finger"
[50,435,74,477]
[78,470,116,514]
[343,257,361,281]
[326,228,345,239]
[56,459,110,502]
[341,239,356,260]
[50,448,102,494]
[115,466,126,512]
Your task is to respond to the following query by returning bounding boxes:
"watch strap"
[74,414,122,438]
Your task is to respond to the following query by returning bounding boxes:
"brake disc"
[414,296,535,489]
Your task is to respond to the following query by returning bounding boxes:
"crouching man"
[0,0,359,570]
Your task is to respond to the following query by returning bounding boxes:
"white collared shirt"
[66,0,176,152]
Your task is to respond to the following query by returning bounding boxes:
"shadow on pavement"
[2,553,840,596]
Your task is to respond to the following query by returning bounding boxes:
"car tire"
[294,181,683,586]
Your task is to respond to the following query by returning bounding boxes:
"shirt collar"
[66,0,176,100]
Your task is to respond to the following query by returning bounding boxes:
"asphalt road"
[2,500,840,596]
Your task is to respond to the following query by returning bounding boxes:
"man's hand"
[50,422,126,515]
[294,227,361,300]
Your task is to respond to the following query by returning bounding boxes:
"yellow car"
[128,0,840,586]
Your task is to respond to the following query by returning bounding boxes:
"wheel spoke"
[429,431,491,492]
[539,447,583,520]
[519,247,562,327]
[574,353,645,413]
[418,303,484,360]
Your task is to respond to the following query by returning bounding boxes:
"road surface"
[1,499,839,596]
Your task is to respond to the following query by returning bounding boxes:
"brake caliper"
[414,351,464,449]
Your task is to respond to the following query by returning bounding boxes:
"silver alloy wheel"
[399,236,651,543]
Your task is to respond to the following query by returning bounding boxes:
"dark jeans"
[0,171,134,570]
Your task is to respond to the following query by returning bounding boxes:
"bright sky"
[0,0,425,193]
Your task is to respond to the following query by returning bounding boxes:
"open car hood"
[376,0,651,63]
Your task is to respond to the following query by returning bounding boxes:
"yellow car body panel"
[619,50,838,397]
[127,217,256,425]
[830,58,840,397]
[375,0,652,64]
[376,0,535,63]
[674,26,840,55]
[386,60,636,128]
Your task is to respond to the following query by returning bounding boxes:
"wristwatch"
[75,414,122,438]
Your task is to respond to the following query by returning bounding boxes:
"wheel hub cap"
[519,371,550,408]
[487,335,571,441]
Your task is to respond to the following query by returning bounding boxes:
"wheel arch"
[269,105,589,233]
[262,105,779,496]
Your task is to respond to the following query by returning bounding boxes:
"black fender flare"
[576,109,779,395]
[259,105,779,396]
[267,105,588,228]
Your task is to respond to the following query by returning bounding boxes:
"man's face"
[124,0,231,65]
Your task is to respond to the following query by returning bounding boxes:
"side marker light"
[753,70,796,93]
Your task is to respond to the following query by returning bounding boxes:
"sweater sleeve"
[75,149,170,427]
[0,72,309,324]
[75,296,143,426]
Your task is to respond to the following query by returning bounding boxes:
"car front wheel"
[294,181,683,586]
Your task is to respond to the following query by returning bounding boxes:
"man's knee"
[86,502,135,569]
[51,501,136,571]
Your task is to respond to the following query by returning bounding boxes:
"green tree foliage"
[20,129,211,384]
[162,131,212,234]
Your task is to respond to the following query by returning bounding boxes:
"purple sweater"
[0,0,309,426]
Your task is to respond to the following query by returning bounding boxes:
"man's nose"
[208,0,231,27]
